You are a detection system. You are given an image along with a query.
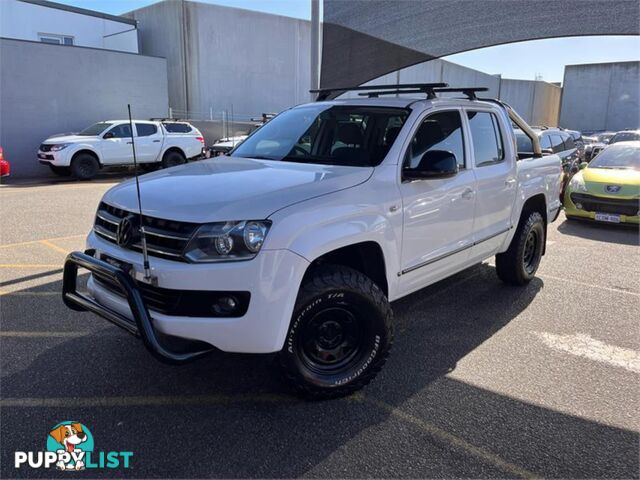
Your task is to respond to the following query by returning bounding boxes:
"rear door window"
[563,135,575,150]
[466,111,504,167]
[135,123,158,137]
[549,135,564,153]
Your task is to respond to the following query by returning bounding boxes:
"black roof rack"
[149,118,184,122]
[432,87,489,100]
[311,83,448,101]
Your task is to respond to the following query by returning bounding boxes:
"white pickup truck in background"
[38,120,204,179]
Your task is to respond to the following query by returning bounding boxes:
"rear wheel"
[48,165,71,177]
[495,211,545,285]
[70,154,99,180]
[278,265,393,399]
[161,150,186,169]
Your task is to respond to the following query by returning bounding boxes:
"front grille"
[570,193,639,216]
[94,202,198,261]
[39,144,53,152]
[93,275,249,317]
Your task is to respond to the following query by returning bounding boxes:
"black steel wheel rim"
[79,160,93,176]
[298,306,365,374]
[523,229,539,274]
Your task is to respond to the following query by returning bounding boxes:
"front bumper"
[37,149,70,166]
[564,190,640,225]
[65,231,309,356]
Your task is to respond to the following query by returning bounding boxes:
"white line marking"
[534,332,640,374]
[0,331,86,337]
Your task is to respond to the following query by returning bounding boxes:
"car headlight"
[183,220,271,263]
[569,175,588,193]
[50,144,70,151]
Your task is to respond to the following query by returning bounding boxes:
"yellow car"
[564,141,640,225]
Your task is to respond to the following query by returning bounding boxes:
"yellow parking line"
[0,264,61,268]
[367,398,536,479]
[0,234,84,250]
[0,331,84,337]
[39,239,69,255]
[0,393,296,408]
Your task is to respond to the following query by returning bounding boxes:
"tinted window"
[549,135,564,153]
[136,123,158,137]
[467,111,504,167]
[163,123,192,133]
[405,111,465,169]
[540,134,552,149]
[232,105,409,167]
[563,136,575,150]
[515,132,533,153]
[589,144,639,170]
[108,124,132,138]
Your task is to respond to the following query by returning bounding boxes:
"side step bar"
[62,250,212,364]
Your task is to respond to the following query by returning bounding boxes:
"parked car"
[38,120,205,180]
[584,131,616,161]
[564,141,639,225]
[203,114,275,157]
[0,146,10,179]
[62,85,562,398]
[515,127,579,198]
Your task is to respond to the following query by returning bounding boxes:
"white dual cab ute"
[62,83,562,398]
[38,120,204,179]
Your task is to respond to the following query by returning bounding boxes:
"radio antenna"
[127,104,152,281]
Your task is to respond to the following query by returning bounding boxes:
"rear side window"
[108,124,132,138]
[550,135,564,153]
[540,134,552,149]
[563,135,575,150]
[163,123,192,133]
[467,111,504,167]
[405,111,466,169]
[136,123,158,137]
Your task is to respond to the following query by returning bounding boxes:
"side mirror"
[579,162,588,170]
[404,150,458,180]
[103,132,115,139]
[541,148,554,156]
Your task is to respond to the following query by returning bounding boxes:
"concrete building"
[126,0,311,122]
[560,61,640,132]
[0,0,139,53]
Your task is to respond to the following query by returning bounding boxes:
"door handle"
[126,141,133,144]
[152,140,161,143]
[461,188,474,200]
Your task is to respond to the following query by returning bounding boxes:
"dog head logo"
[47,421,94,471]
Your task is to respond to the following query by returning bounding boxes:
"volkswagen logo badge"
[116,215,139,248]
[606,185,622,193]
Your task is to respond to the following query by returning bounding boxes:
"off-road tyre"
[278,265,393,400]
[495,211,545,286]
[161,150,186,169]
[48,165,71,177]
[70,153,99,180]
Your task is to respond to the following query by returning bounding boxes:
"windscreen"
[590,144,639,170]
[231,105,409,167]
[78,122,112,136]
[609,131,640,144]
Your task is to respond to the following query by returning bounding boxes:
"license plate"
[100,254,133,275]
[595,213,621,223]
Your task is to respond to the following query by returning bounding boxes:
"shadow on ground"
[1,264,638,478]
[558,218,639,246]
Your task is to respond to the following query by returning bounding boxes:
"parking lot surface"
[1,178,639,478]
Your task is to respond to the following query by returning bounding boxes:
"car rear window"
[163,123,193,133]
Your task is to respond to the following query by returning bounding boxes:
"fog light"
[575,203,582,209]
[213,296,238,315]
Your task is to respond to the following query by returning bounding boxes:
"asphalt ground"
[1,176,639,479]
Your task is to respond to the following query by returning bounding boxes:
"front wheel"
[495,211,545,285]
[278,265,393,399]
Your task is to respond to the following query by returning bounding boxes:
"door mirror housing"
[403,150,458,180]
[103,132,115,139]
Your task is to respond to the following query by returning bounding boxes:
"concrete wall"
[560,61,640,132]
[129,0,311,121]
[499,79,561,127]
[0,0,138,53]
[0,38,169,177]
